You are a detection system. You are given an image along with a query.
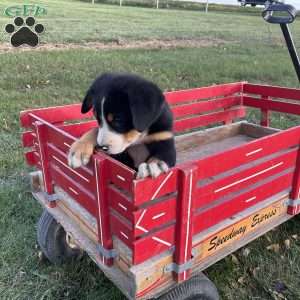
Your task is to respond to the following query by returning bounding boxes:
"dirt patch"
[0,38,227,53]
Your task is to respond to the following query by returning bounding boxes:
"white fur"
[97,97,140,154]
[67,151,91,169]
[137,160,169,179]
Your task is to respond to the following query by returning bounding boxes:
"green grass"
[0,0,299,44]
[1,1,300,299]
[81,0,262,14]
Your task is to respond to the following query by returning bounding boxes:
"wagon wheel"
[159,273,219,300]
[37,210,83,264]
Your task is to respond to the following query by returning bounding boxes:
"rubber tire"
[37,210,82,264]
[159,273,220,300]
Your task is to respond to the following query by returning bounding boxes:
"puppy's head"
[81,73,165,154]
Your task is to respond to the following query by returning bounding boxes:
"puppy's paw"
[136,160,169,179]
[68,140,94,169]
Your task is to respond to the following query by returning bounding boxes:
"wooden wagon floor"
[175,122,279,164]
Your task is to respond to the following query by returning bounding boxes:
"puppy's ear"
[81,88,94,114]
[129,86,164,132]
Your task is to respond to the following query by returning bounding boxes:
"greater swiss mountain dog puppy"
[68,73,176,179]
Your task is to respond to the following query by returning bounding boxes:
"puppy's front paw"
[136,159,169,179]
[68,140,94,169]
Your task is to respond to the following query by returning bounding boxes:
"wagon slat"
[193,171,294,233]
[165,82,244,105]
[195,148,298,209]
[20,103,93,128]
[133,224,175,265]
[243,96,300,115]
[133,196,177,237]
[172,95,242,119]
[244,83,300,101]
[50,164,98,217]
[174,106,246,133]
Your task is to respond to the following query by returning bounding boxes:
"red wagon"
[21,82,300,299]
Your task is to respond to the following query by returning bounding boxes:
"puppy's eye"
[107,113,114,122]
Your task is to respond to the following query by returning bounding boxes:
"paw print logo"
[5,16,45,47]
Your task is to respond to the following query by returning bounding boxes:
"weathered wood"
[30,171,44,192]
[240,122,280,137]
[175,122,278,164]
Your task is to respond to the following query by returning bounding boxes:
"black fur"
[82,72,176,170]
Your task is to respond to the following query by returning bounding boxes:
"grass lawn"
[0,0,299,44]
[1,1,300,299]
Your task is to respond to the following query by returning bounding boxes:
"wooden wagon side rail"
[20,82,300,284]
[20,103,94,128]
[167,82,245,133]
[243,83,300,127]
[128,126,300,265]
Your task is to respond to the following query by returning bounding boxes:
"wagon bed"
[21,82,300,299]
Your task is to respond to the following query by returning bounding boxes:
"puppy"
[68,73,176,179]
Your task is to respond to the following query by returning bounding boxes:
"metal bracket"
[287,199,300,207]
[97,244,118,259]
[164,249,196,273]
[45,193,60,202]
[164,259,194,274]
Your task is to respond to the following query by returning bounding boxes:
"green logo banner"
[4,4,47,17]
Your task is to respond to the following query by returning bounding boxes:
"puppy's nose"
[99,145,109,152]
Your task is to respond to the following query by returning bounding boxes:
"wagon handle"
[261,2,300,83]
[262,3,297,24]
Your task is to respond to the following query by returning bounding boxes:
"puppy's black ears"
[81,89,94,114]
[129,86,165,132]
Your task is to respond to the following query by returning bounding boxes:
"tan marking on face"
[107,113,113,122]
[142,131,173,143]
[124,129,142,143]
